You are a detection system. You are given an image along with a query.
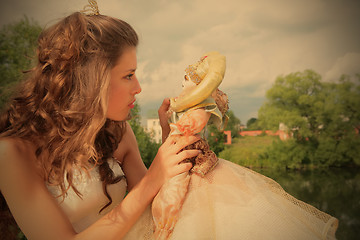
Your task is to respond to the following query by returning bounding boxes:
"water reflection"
[255,167,360,240]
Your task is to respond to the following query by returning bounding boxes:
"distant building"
[146,118,162,143]
[238,123,291,141]
[278,122,292,140]
[224,130,232,144]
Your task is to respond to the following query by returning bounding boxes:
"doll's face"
[182,74,197,91]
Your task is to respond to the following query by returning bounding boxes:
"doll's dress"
[125,98,339,240]
[46,158,128,233]
[126,158,338,240]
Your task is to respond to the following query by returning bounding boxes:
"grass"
[219,135,277,168]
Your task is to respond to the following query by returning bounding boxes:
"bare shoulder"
[114,122,139,162]
[115,122,146,190]
[123,121,138,142]
[0,137,26,160]
[0,137,37,177]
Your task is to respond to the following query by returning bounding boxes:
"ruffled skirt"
[124,159,338,240]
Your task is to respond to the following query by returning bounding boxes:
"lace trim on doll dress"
[255,169,339,239]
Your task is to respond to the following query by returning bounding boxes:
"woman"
[0,8,200,240]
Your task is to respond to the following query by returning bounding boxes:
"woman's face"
[107,47,141,121]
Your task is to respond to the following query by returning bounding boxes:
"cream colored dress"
[126,159,338,240]
[46,157,338,240]
[46,158,127,233]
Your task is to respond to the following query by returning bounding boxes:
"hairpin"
[81,0,100,16]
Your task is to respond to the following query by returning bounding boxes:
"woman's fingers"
[176,161,193,173]
[171,135,200,153]
[163,134,178,146]
[158,98,170,114]
[158,98,171,143]
[175,149,200,163]
[158,98,171,128]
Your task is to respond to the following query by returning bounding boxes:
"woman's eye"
[126,73,134,80]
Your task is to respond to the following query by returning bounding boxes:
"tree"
[258,70,360,168]
[0,16,42,110]
[207,124,226,155]
[224,110,241,138]
[128,103,160,168]
[246,117,259,130]
[258,70,325,139]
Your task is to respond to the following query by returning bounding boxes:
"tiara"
[184,56,208,85]
[81,0,100,16]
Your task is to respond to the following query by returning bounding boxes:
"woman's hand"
[145,134,200,197]
[158,98,171,143]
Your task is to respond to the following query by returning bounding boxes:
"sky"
[1,0,360,124]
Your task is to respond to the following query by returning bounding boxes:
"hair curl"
[0,12,138,238]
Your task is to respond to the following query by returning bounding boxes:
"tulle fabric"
[124,159,338,240]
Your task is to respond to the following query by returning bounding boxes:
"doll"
[152,51,228,239]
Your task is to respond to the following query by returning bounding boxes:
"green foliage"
[207,124,225,155]
[219,135,275,168]
[260,139,314,169]
[258,70,360,168]
[258,70,324,136]
[0,16,42,110]
[128,103,160,168]
[311,133,360,167]
[207,110,241,153]
[246,117,261,130]
[224,110,241,138]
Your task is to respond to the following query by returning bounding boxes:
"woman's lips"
[129,99,136,109]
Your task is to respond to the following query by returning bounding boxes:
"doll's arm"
[170,108,211,136]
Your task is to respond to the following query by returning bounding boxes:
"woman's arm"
[0,139,76,240]
[79,122,200,239]
[0,125,200,240]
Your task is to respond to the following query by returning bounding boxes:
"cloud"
[324,52,360,81]
[1,0,360,122]
[132,0,360,121]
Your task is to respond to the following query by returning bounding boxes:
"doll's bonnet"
[170,51,226,112]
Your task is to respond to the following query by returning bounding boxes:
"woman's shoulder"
[0,137,37,170]
[114,122,138,162]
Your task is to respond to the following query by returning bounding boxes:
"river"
[255,167,359,240]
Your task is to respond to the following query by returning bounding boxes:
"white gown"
[46,158,127,233]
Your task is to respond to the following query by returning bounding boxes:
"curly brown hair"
[0,12,138,238]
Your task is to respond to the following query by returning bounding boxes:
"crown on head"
[81,0,100,16]
[184,56,208,85]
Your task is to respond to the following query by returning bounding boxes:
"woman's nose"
[133,77,142,95]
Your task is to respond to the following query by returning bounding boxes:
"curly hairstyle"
[0,12,138,238]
